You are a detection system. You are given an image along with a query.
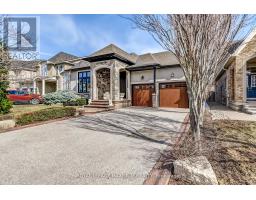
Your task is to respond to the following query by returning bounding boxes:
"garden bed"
[203,118,256,184]
[15,106,77,126]
[166,112,256,185]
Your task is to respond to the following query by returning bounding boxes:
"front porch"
[90,60,131,109]
[33,77,57,95]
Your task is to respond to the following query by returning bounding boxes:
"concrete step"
[85,104,114,109]
[90,101,110,105]
[245,110,256,115]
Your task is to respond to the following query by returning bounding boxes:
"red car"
[7,90,43,105]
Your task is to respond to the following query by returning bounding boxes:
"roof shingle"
[48,52,79,64]
[89,44,137,63]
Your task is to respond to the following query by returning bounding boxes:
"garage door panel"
[132,84,153,107]
[159,83,189,108]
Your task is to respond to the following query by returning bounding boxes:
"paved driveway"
[0,107,188,184]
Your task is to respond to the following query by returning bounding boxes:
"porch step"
[243,104,256,115]
[85,100,114,109]
[86,104,114,109]
[90,101,110,105]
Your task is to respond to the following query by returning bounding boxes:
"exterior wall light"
[141,75,144,80]
[170,72,175,78]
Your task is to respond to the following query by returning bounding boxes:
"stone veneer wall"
[215,72,227,105]
[225,61,236,108]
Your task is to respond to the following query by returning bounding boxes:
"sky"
[37,14,163,60]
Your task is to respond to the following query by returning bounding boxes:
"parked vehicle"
[7,90,43,105]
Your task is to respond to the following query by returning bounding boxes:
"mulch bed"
[202,117,256,184]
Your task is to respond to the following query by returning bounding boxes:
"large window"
[78,71,90,93]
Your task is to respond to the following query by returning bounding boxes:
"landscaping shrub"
[0,64,12,114]
[15,107,76,126]
[63,98,88,106]
[43,90,81,105]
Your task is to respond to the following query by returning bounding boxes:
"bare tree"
[132,14,255,151]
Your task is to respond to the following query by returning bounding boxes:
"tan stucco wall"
[70,70,78,92]
[130,66,185,84]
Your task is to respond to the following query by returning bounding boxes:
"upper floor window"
[78,71,90,93]
[63,72,71,90]
[41,64,48,76]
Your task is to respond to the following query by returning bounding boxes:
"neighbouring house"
[9,60,42,93]
[34,52,79,95]
[215,29,256,114]
[8,44,189,109]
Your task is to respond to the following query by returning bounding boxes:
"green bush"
[0,64,12,114]
[0,98,12,114]
[43,90,81,105]
[15,107,76,126]
[63,98,88,106]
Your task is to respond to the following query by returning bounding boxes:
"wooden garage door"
[159,82,189,108]
[132,84,154,107]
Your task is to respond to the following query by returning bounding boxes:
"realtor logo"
[3,17,37,51]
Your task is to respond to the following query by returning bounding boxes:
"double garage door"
[132,82,189,108]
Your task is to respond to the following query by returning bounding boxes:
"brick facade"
[216,32,256,111]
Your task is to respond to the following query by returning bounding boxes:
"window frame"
[251,74,256,88]
[77,70,91,93]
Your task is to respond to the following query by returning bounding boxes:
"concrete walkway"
[0,107,188,184]
[209,103,256,121]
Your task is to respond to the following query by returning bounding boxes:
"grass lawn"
[10,104,62,116]
[205,119,256,184]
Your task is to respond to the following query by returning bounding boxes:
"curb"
[143,113,190,185]
[0,109,114,134]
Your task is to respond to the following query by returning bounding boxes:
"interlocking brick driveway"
[0,107,188,184]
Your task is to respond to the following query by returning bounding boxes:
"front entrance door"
[247,74,256,99]
[96,68,110,100]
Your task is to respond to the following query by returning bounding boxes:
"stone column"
[56,78,59,91]
[42,79,45,95]
[92,68,97,100]
[126,71,131,100]
[152,93,157,108]
[33,80,37,94]
[112,66,119,101]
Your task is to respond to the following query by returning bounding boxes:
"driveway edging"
[143,113,190,185]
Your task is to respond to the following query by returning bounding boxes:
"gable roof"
[70,60,91,70]
[127,51,179,70]
[130,53,160,67]
[48,52,79,64]
[10,60,44,71]
[87,44,137,64]
[232,28,256,56]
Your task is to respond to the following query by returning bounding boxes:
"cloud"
[40,15,164,58]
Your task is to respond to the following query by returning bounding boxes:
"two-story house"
[9,60,41,93]
[33,52,78,95]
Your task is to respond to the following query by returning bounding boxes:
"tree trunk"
[189,92,204,154]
